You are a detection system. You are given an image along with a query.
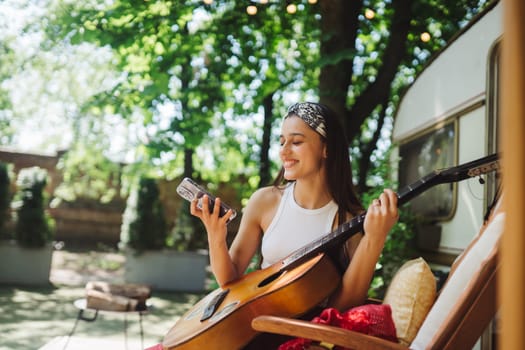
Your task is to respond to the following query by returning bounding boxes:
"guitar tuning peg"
[479,176,486,185]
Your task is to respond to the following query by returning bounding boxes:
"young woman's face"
[279,115,327,181]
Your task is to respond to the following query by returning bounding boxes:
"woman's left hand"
[330,188,399,310]
[363,189,399,244]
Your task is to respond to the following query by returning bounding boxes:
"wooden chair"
[252,198,504,350]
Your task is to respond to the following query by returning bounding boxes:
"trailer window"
[398,122,456,219]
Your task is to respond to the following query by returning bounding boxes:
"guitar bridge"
[200,288,230,322]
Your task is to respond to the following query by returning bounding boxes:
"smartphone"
[176,177,237,223]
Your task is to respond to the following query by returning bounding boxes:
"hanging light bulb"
[247,5,257,15]
[420,32,431,42]
[365,9,375,19]
[286,3,297,14]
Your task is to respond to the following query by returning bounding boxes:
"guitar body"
[162,253,340,349]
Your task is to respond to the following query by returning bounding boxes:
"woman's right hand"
[190,195,234,246]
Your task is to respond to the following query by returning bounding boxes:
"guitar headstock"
[397,153,500,206]
[437,153,499,184]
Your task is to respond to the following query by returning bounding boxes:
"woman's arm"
[191,186,280,287]
[329,189,399,310]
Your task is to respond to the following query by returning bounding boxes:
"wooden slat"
[500,0,525,349]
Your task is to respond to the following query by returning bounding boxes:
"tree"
[120,177,167,251]
[0,41,15,144]
[0,162,11,239]
[13,167,53,248]
[42,0,490,195]
[316,0,490,190]
[205,1,322,187]
[47,0,226,184]
[0,1,28,145]
[179,0,490,190]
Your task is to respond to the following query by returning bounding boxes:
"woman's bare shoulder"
[248,185,284,207]
[243,185,285,231]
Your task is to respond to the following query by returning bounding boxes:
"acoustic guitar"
[162,153,500,350]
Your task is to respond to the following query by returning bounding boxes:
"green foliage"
[43,0,322,190]
[54,142,122,203]
[169,201,208,252]
[0,162,11,238]
[361,150,417,298]
[13,167,54,248]
[120,177,167,251]
[48,0,226,166]
[0,28,17,146]
[38,0,492,204]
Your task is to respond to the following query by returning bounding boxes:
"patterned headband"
[285,102,327,138]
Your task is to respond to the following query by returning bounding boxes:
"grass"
[0,249,207,350]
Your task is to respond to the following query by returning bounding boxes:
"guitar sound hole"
[258,271,285,288]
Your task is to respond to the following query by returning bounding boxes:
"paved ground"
[0,249,206,350]
[50,250,126,286]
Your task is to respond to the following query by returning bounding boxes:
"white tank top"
[260,183,338,268]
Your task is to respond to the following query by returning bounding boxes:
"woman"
[191,101,398,311]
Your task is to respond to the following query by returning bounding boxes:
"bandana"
[285,102,327,138]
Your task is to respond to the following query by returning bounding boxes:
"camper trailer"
[392,1,502,349]
[394,0,501,265]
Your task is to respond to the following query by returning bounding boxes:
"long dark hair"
[273,102,363,219]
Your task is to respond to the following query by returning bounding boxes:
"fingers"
[190,195,209,219]
[212,197,222,217]
[201,194,210,215]
[379,189,398,212]
[386,189,399,213]
[364,189,399,239]
[214,197,235,223]
[190,195,231,224]
[190,197,199,216]
[367,189,399,220]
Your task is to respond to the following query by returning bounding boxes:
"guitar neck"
[280,153,500,272]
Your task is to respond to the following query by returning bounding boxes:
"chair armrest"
[366,297,383,304]
[252,315,407,350]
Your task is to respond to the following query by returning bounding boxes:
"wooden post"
[500,0,525,348]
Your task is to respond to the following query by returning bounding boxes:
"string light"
[286,3,297,14]
[240,1,317,16]
[420,32,431,42]
[365,8,375,20]
[203,0,213,4]
[247,5,258,15]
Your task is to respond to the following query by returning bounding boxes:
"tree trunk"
[318,0,412,141]
[318,0,361,129]
[183,147,194,179]
[356,100,388,193]
[259,93,274,188]
[318,0,412,183]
